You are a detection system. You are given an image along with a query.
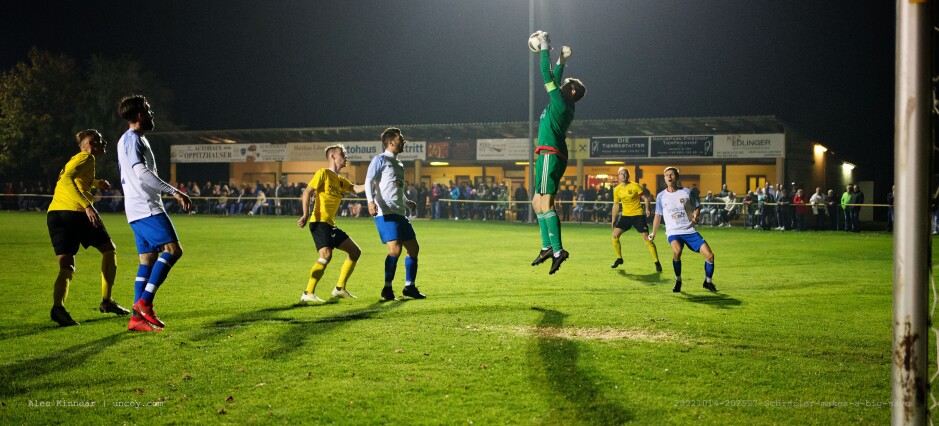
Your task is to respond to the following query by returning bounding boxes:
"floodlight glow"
[842,162,855,171]
[814,144,828,154]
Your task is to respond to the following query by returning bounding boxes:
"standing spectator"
[366,128,425,301]
[809,187,827,231]
[46,129,130,326]
[841,185,854,232]
[826,189,839,231]
[449,182,461,220]
[417,182,428,218]
[852,184,864,233]
[116,95,192,332]
[775,189,791,230]
[793,189,808,231]
[514,184,528,222]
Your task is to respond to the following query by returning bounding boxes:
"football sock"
[385,255,399,283]
[672,259,682,278]
[100,249,117,300]
[53,269,73,307]
[704,260,715,282]
[544,210,563,252]
[306,258,328,294]
[336,258,356,289]
[142,252,177,303]
[612,237,622,259]
[537,212,550,250]
[645,239,659,262]
[134,264,152,306]
[404,256,417,285]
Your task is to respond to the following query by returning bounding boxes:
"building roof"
[147,115,787,145]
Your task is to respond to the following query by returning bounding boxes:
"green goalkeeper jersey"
[535,49,575,159]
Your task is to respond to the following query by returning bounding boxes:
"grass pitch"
[0,211,913,424]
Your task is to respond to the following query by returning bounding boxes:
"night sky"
[2,1,911,185]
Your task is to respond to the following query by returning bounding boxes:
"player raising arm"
[527,30,586,275]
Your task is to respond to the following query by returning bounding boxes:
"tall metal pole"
[892,0,931,424]
[527,0,535,224]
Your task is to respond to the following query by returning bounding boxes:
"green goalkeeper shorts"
[534,153,568,195]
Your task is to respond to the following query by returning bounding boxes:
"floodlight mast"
[527,0,535,224]
[892,0,931,424]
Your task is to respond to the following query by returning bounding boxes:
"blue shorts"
[374,214,416,244]
[667,232,707,253]
[129,213,179,254]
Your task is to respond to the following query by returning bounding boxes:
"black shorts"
[615,215,649,233]
[309,222,350,251]
[47,210,112,255]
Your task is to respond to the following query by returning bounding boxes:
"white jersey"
[655,187,698,237]
[117,129,166,222]
[365,151,408,217]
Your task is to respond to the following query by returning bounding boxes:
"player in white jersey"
[648,167,717,293]
[366,128,425,301]
[117,95,192,332]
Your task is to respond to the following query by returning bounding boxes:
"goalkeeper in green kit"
[528,30,586,275]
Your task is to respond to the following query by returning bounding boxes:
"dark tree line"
[0,47,176,182]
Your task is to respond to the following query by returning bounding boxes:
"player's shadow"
[679,292,742,309]
[616,269,664,284]
[0,312,130,341]
[0,332,127,397]
[193,301,404,359]
[527,307,633,424]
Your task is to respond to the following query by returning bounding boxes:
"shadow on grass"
[0,332,127,397]
[528,307,633,424]
[616,269,664,284]
[679,292,742,309]
[0,312,130,342]
[193,300,405,359]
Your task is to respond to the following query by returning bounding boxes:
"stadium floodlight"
[814,144,828,154]
[841,162,855,171]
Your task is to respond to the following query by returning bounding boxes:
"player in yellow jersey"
[297,144,366,303]
[610,168,662,272]
[46,130,130,326]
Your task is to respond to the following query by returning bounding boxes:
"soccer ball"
[528,32,542,53]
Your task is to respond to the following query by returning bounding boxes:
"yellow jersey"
[48,152,97,212]
[307,168,355,226]
[613,182,644,217]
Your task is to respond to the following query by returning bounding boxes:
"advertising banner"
[713,134,785,158]
[589,137,649,158]
[477,138,530,161]
[650,135,714,157]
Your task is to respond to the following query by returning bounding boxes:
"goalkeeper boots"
[611,258,623,269]
[51,306,78,327]
[655,261,663,272]
[548,250,570,275]
[402,285,426,299]
[531,248,553,266]
[703,280,718,292]
[132,300,165,328]
[99,299,131,315]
